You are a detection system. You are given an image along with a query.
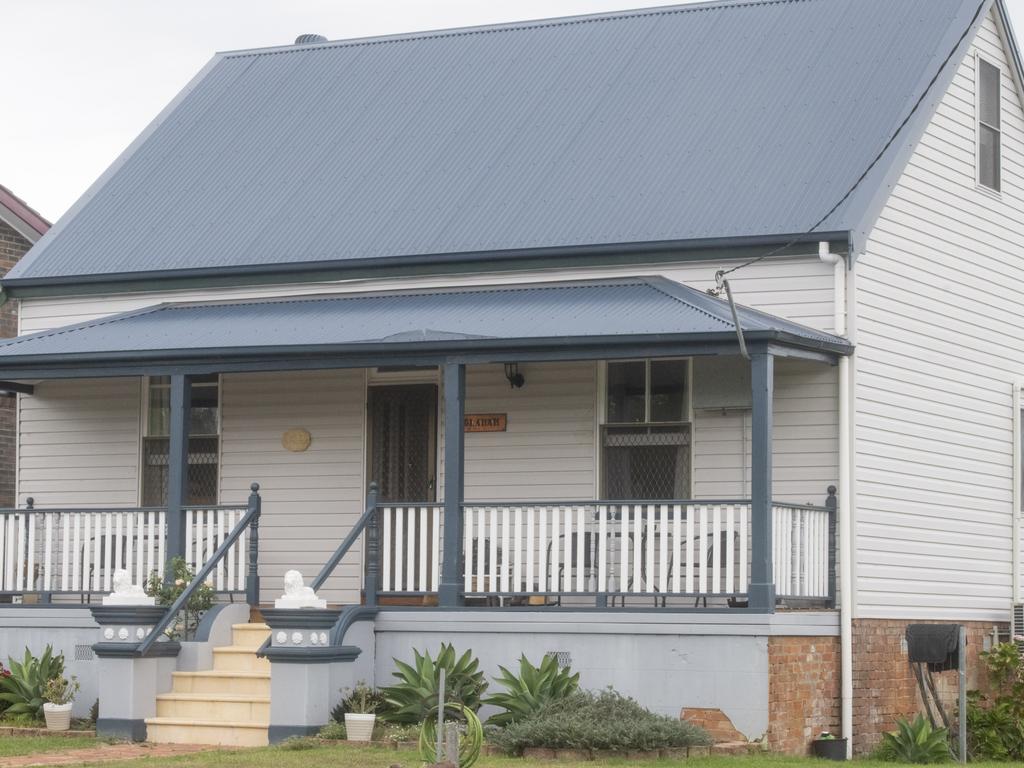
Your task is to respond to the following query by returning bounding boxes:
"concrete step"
[170,670,271,696]
[212,645,271,673]
[145,717,268,747]
[155,692,270,723]
[231,623,271,649]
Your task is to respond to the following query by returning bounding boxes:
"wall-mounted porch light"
[504,363,525,389]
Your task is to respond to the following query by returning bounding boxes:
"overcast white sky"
[3,0,1024,221]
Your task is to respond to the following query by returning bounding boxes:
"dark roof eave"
[0,230,853,298]
[0,330,853,380]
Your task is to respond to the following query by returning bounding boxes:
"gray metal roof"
[0,278,850,371]
[5,0,989,287]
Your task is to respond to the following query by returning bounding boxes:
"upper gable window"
[978,57,1001,192]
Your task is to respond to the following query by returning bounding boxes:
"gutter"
[820,239,855,758]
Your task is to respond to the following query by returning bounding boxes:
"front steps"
[146,623,271,747]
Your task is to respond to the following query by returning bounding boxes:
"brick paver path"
[0,743,216,767]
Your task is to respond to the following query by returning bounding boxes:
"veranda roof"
[0,277,851,379]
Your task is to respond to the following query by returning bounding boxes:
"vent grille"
[1013,604,1024,653]
[547,650,572,668]
[74,644,94,661]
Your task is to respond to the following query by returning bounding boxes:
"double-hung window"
[142,375,221,506]
[601,359,691,500]
[978,56,1001,192]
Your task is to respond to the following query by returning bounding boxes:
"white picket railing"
[772,503,831,599]
[0,505,249,595]
[379,504,443,593]
[461,502,753,598]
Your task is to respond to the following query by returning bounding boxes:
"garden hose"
[419,703,483,768]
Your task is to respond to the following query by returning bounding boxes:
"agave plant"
[380,643,487,724]
[878,714,951,764]
[484,654,580,727]
[0,645,65,718]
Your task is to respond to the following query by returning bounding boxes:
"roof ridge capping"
[219,0,814,58]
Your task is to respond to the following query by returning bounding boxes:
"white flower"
[174,578,185,586]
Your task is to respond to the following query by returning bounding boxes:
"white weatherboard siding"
[18,378,141,507]
[17,256,836,335]
[855,8,1024,621]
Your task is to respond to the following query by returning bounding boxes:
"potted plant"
[341,682,383,742]
[42,675,79,731]
[811,730,848,761]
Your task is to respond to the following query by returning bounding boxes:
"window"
[978,57,1001,192]
[142,375,220,506]
[602,360,690,500]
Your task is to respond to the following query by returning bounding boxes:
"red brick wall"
[0,220,29,508]
[767,635,841,754]
[851,619,998,755]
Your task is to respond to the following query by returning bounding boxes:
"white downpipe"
[1013,383,1021,605]
[821,241,854,758]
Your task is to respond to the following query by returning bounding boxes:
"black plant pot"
[811,738,848,761]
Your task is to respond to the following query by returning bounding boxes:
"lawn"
[0,734,97,757]
[68,742,1015,768]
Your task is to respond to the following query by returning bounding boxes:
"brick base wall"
[851,618,999,755]
[767,635,841,754]
[0,220,28,508]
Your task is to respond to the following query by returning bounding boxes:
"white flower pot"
[43,702,73,731]
[344,713,376,742]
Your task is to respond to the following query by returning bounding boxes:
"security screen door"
[368,384,438,503]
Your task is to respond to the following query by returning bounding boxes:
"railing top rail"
[461,499,754,507]
[0,506,168,515]
[377,502,444,508]
[182,504,250,511]
[771,501,831,512]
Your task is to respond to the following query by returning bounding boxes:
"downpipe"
[820,241,854,758]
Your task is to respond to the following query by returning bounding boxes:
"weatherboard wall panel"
[855,7,1022,622]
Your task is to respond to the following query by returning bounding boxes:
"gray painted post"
[826,485,838,609]
[246,483,261,608]
[364,483,380,608]
[439,362,466,607]
[165,374,192,579]
[748,351,776,611]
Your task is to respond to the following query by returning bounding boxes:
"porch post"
[165,374,192,577]
[438,362,465,607]
[749,349,776,611]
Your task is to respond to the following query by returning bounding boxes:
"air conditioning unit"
[1012,603,1024,653]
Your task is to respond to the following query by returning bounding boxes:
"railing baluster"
[644,504,654,594]
[525,507,535,594]
[16,512,26,591]
[712,503,722,594]
[43,513,54,592]
[382,507,392,593]
[489,507,499,594]
[619,505,629,595]
[632,505,642,594]
[671,504,681,594]
[685,503,694,593]
[725,504,735,594]
[418,506,428,592]
[562,507,572,593]
[476,506,486,593]
[739,503,749,591]
[513,507,523,593]
[598,505,608,593]
[0,514,8,591]
[91,513,102,592]
[463,506,473,594]
[549,506,559,593]
[431,507,441,593]
[575,505,585,593]
[104,511,114,591]
[501,507,511,594]
[698,505,708,595]
[659,503,668,594]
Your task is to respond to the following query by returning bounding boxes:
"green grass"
[68,742,1016,768]
[0,734,97,757]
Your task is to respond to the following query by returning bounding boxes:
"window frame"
[598,358,694,500]
[140,375,223,506]
[976,53,1003,194]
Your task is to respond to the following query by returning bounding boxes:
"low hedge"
[487,689,712,755]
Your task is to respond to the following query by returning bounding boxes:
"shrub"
[317,721,347,740]
[967,641,1024,761]
[145,557,214,641]
[487,688,711,755]
[278,736,319,750]
[484,653,580,726]
[42,675,79,705]
[334,681,385,716]
[380,644,487,724]
[0,646,65,718]
[874,715,951,764]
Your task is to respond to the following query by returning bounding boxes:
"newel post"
[826,485,838,609]
[439,362,466,607]
[364,482,380,608]
[246,483,262,608]
[748,349,776,611]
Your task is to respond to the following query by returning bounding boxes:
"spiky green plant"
[484,654,580,726]
[0,645,65,718]
[380,644,486,724]
[877,714,951,764]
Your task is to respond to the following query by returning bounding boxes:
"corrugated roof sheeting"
[0,278,849,360]
[9,0,979,281]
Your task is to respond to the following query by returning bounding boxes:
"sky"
[3,0,1024,222]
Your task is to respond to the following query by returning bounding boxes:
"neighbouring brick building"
[0,185,50,507]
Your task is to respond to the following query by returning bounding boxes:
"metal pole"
[436,667,446,762]
[958,625,967,764]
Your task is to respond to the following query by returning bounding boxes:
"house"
[0,0,1020,755]
[0,185,49,507]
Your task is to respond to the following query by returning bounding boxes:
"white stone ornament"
[136,627,146,639]
[291,632,303,645]
[102,569,155,606]
[311,633,319,646]
[117,627,129,640]
[103,628,114,640]
[276,631,288,645]
[274,570,327,609]
[319,632,328,645]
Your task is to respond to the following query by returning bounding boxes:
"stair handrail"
[138,483,262,657]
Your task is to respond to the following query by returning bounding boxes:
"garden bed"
[0,725,95,737]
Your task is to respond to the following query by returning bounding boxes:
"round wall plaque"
[282,428,312,452]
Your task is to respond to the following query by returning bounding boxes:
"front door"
[368,384,438,502]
